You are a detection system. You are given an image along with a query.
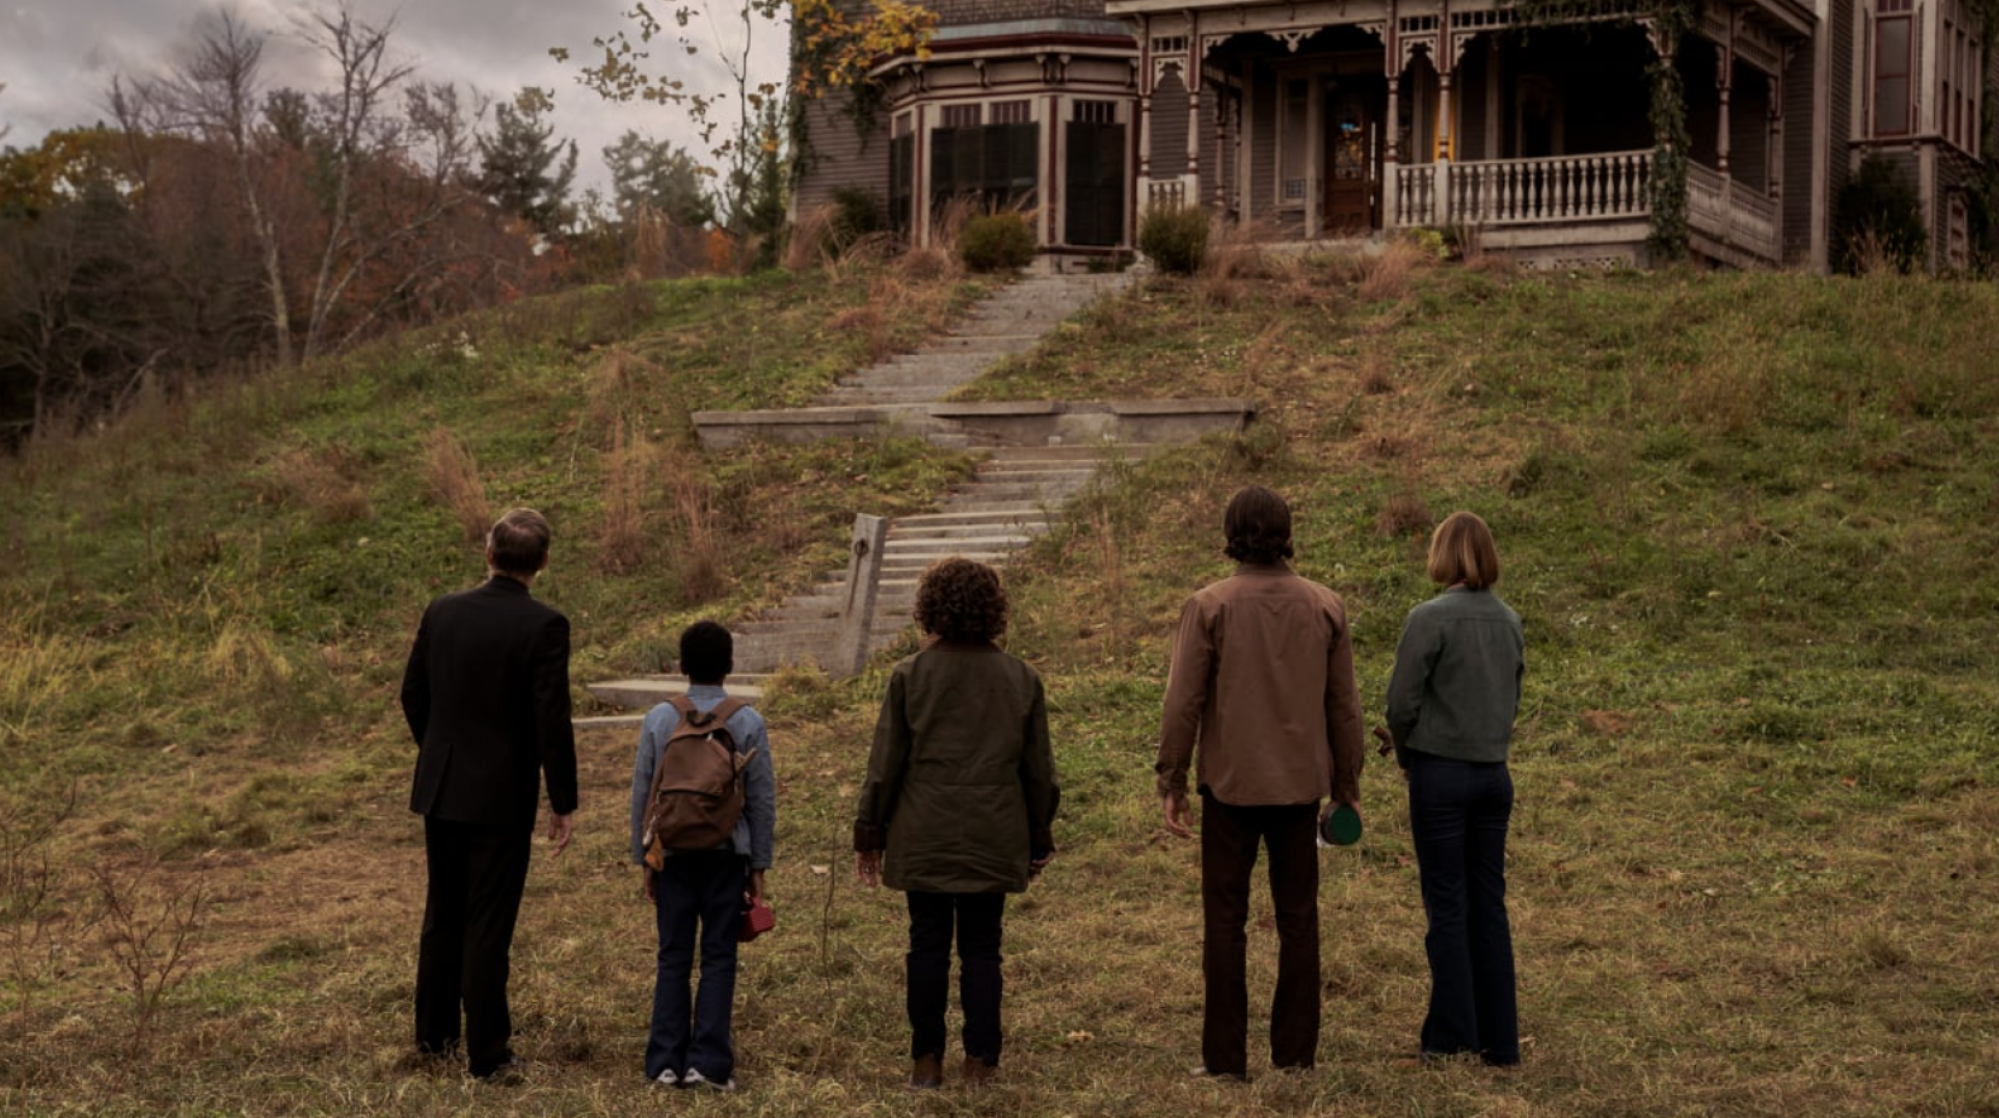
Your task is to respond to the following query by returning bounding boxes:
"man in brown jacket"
[1156,485,1365,1079]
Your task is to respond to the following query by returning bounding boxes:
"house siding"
[928,0,1109,21]
[1784,37,1817,264]
[794,90,892,221]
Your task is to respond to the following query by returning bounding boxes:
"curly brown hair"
[913,556,1009,644]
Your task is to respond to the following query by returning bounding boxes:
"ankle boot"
[962,1055,998,1086]
[909,1054,943,1090]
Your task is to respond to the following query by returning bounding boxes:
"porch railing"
[1390,150,1654,227]
[1140,175,1198,219]
[1686,162,1780,263]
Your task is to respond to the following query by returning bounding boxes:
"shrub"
[1138,205,1209,274]
[829,188,884,252]
[957,212,1037,273]
[1835,155,1928,274]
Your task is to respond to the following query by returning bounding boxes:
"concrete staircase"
[812,272,1131,409]
[725,442,1148,674]
[584,271,1174,722]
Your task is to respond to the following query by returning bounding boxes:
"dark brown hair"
[914,557,1009,644]
[1427,510,1502,589]
[1223,485,1294,565]
[487,508,552,577]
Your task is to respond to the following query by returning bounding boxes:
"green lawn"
[2,253,1995,1117]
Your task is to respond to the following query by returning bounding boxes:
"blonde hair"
[1426,511,1501,589]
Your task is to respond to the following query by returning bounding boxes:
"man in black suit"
[401,507,578,1080]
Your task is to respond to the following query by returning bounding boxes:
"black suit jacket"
[401,576,579,829]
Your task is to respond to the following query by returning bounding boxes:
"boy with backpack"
[628,621,774,1091]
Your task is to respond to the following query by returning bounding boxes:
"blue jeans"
[646,851,747,1082]
[1406,753,1519,1065]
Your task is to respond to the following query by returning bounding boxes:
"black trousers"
[906,891,1007,1065]
[416,816,533,1076]
[1200,793,1321,1076]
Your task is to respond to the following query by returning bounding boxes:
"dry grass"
[596,420,652,576]
[1357,237,1432,303]
[265,444,372,524]
[1375,490,1432,537]
[422,428,491,543]
[666,451,727,604]
[929,195,980,261]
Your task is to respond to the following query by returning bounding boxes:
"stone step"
[886,531,1034,549]
[978,445,1154,462]
[975,466,1099,481]
[835,366,987,388]
[926,334,1042,355]
[893,509,1053,527]
[820,388,958,405]
[586,677,770,710]
[945,481,1090,501]
[880,353,993,371]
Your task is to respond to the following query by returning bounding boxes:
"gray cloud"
[0,1,789,195]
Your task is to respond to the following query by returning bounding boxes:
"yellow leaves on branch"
[791,0,937,96]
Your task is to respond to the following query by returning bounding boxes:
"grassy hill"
[3,251,1996,1117]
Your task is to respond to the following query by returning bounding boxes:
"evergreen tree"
[603,130,715,228]
[476,90,578,237]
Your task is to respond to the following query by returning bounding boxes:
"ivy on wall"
[1502,0,1699,258]
[1645,0,1698,260]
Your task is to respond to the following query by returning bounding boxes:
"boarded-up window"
[991,100,1032,125]
[889,133,915,234]
[1075,99,1117,125]
[1066,118,1126,246]
[930,123,1041,217]
[1874,3,1913,136]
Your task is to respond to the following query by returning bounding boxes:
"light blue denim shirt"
[628,685,775,869]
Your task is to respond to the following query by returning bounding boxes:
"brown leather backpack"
[641,696,753,870]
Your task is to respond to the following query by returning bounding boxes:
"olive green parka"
[853,643,1059,894]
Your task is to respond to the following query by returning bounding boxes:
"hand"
[855,850,882,888]
[642,867,656,903]
[546,811,574,857]
[1372,725,1395,757]
[1028,851,1054,881]
[1161,790,1193,839]
[748,869,767,903]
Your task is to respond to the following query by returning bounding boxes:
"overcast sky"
[0,1,789,194]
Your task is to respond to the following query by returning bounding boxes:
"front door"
[1324,84,1379,234]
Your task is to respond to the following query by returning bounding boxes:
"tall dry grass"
[265,445,372,524]
[422,428,491,543]
[1356,236,1432,303]
[596,420,653,576]
[665,452,726,604]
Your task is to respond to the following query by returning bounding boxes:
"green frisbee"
[1320,803,1363,847]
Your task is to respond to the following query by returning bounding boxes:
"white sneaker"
[652,1070,679,1087]
[681,1069,737,1092]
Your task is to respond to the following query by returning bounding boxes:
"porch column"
[1186,26,1201,189]
[1436,71,1454,224]
[1767,70,1783,199]
[1485,38,1501,161]
[1215,83,1229,210]
[1385,75,1401,227]
[1715,51,1732,178]
[1139,17,1153,184]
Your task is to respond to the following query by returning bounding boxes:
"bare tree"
[112,3,489,366]
[112,11,295,367]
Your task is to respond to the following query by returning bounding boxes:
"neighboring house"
[791,0,1992,272]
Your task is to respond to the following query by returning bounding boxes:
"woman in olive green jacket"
[854,558,1059,1090]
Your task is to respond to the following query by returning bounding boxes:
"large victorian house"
[791,0,1991,272]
